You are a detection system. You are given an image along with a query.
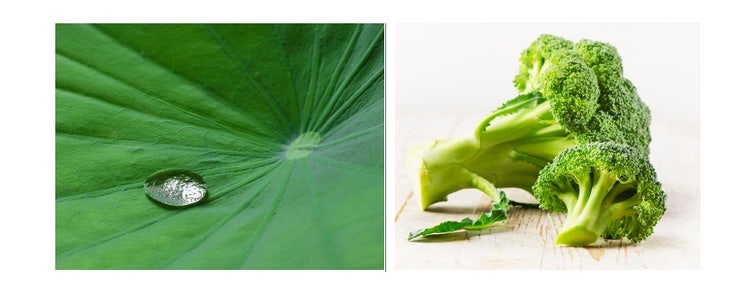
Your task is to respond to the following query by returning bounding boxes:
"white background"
[0,0,744,299]
[396,23,699,121]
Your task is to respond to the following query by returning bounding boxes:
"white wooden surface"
[394,112,700,269]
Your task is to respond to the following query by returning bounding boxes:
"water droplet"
[144,169,207,206]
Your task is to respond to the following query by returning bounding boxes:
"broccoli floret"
[514,34,577,94]
[407,34,651,210]
[533,142,666,246]
[574,39,652,154]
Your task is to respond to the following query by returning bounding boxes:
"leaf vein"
[319,67,384,133]
[160,165,278,268]
[239,161,294,268]
[56,88,277,150]
[203,25,290,137]
[314,25,363,122]
[82,25,284,141]
[302,159,340,267]
[318,123,384,148]
[301,25,321,132]
[56,129,254,156]
[313,25,384,131]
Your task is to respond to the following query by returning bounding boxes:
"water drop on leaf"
[144,169,207,206]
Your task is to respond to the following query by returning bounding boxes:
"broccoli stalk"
[407,35,600,209]
[552,168,641,245]
[533,142,666,246]
[407,35,654,211]
[407,92,578,209]
[406,34,664,246]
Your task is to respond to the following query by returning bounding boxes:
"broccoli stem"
[407,96,577,209]
[521,59,550,93]
[555,169,641,246]
[408,137,543,209]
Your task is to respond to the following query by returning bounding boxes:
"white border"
[1,0,744,298]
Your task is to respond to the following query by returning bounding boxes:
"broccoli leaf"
[474,92,544,138]
[408,191,511,241]
[55,24,384,269]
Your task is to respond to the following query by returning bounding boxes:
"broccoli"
[533,142,666,246]
[573,39,652,153]
[406,34,652,210]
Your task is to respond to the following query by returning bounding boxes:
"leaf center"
[285,132,322,160]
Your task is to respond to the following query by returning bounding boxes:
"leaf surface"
[408,191,511,241]
[55,24,384,269]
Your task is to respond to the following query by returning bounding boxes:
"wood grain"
[395,112,700,269]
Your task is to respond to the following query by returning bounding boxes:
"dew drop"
[144,169,208,207]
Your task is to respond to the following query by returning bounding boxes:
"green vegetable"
[408,191,510,241]
[533,142,666,246]
[406,34,665,246]
[56,24,384,269]
[406,34,652,210]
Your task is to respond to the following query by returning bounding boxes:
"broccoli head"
[533,142,666,246]
[407,34,653,210]
[574,39,652,154]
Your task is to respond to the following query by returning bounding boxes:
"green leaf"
[408,191,511,241]
[55,24,384,269]
[474,92,545,139]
